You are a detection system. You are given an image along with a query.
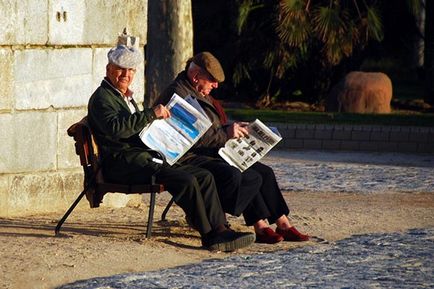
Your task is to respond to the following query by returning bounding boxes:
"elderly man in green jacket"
[87,44,254,252]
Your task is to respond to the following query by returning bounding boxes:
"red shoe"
[276,227,309,242]
[255,227,284,244]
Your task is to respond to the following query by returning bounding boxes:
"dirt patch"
[1,191,433,289]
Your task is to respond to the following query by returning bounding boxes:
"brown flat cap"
[192,52,225,82]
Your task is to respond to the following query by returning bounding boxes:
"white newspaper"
[139,93,212,166]
[218,119,282,172]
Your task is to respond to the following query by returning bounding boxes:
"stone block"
[0,0,48,45]
[0,175,10,215]
[101,193,143,209]
[377,142,397,152]
[0,112,57,174]
[14,48,93,109]
[370,131,389,141]
[303,140,322,150]
[57,109,88,170]
[47,0,147,45]
[340,141,360,151]
[285,139,303,149]
[358,141,378,152]
[390,131,409,142]
[1,171,83,217]
[409,132,429,143]
[0,170,144,217]
[428,132,434,144]
[370,125,383,131]
[295,129,315,139]
[351,130,371,141]
[322,140,341,150]
[49,0,86,45]
[281,128,296,139]
[314,129,333,140]
[0,49,13,111]
[92,48,109,91]
[333,130,352,140]
[397,142,418,153]
[83,1,147,45]
[417,143,434,153]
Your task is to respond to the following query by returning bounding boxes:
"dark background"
[191,0,428,110]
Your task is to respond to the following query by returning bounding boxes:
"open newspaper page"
[139,93,212,166]
[218,119,282,172]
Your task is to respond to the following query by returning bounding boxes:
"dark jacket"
[88,79,159,183]
[155,71,229,162]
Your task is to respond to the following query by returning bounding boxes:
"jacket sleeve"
[89,89,156,139]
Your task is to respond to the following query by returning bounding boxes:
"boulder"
[326,71,393,113]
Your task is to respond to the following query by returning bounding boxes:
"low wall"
[270,123,434,154]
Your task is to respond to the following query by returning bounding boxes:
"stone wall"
[0,0,148,217]
[271,123,434,154]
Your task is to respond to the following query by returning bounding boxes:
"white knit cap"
[107,45,142,69]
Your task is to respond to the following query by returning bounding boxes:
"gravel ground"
[55,150,434,289]
[57,228,434,289]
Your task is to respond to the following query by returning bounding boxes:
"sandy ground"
[1,190,433,289]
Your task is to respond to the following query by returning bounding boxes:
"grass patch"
[226,108,434,127]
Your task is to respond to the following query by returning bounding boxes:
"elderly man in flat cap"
[88,45,254,252]
[155,52,309,245]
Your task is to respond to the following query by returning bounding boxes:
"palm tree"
[278,0,383,65]
[233,0,384,106]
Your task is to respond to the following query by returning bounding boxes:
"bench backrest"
[67,116,165,208]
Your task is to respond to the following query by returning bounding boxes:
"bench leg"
[55,189,87,236]
[146,193,156,238]
[161,198,174,221]
[146,192,156,238]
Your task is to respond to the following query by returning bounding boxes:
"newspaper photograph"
[139,93,212,166]
[218,119,282,172]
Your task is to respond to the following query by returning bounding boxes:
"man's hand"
[226,122,249,139]
[153,104,171,119]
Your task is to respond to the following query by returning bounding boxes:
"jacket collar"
[101,78,136,112]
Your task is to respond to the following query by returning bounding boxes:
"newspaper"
[139,93,212,166]
[218,119,282,172]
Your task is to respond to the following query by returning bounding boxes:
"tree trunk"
[424,0,434,104]
[145,0,193,107]
[412,0,425,71]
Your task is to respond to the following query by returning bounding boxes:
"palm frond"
[237,0,265,35]
[366,6,383,41]
[277,0,310,46]
[312,6,347,43]
[280,0,306,11]
[232,63,252,85]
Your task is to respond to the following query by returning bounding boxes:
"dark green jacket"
[88,79,159,183]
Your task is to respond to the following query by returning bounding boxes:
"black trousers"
[183,156,290,226]
[105,158,226,235]
[155,165,227,234]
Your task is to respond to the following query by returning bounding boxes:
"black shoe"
[202,229,255,252]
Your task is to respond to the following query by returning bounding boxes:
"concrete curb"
[268,122,434,154]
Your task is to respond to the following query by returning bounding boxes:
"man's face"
[106,63,136,93]
[195,70,219,96]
